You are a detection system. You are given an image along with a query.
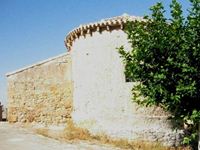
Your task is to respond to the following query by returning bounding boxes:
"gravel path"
[0,122,121,150]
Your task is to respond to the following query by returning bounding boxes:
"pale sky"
[0,0,191,106]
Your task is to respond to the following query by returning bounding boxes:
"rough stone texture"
[70,29,183,146]
[7,53,72,127]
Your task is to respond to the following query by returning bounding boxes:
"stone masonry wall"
[70,29,183,146]
[7,53,72,127]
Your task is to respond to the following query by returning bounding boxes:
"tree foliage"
[119,0,200,148]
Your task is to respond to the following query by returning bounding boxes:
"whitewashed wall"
[70,29,182,146]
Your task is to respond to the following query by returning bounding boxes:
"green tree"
[119,0,200,148]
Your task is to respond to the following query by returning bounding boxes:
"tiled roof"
[65,14,143,51]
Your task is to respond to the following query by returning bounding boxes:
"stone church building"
[6,14,182,146]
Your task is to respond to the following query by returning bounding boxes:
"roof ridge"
[6,53,70,77]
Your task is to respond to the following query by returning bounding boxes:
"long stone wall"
[7,53,72,127]
[69,17,183,146]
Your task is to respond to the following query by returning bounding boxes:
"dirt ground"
[0,122,121,150]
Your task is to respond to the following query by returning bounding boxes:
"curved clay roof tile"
[65,14,143,51]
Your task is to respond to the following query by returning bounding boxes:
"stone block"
[8,114,18,123]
